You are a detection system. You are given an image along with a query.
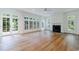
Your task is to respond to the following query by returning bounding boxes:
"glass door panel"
[34,21,36,29]
[67,15,76,33]
[29,21,33,29]
[12,18,18,31]
[3,18,10,32]
[25,21,28,30]
[37,21,39,28]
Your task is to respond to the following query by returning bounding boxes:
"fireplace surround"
[53,25,61,33]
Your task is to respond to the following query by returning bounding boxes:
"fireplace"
[53,25,61,33]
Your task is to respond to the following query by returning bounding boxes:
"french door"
[11,18,18,33]
[67,15,77,34]
[2,17,11,35]
[2,16,18,35]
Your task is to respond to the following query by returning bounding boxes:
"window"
[68,20,75,30]
[67,15,75,31]
[24,17,29,30]
[25,21,28,30]
[30,18,32,20]
[29,21,33,29]
[12,18,18,31]
[3,18,10,32]
[24,16,40,30]
[34,21,36,29]
[37,21,39,28]
[42,22,44,28]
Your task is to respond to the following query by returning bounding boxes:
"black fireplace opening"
[53,25,61,33]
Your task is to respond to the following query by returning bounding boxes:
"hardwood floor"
[0,31,79,51]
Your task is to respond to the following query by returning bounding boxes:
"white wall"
[51,13,64,32]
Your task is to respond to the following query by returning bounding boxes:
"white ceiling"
[17,8,78,16]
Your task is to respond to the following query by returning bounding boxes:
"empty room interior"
[0,8,79,51]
